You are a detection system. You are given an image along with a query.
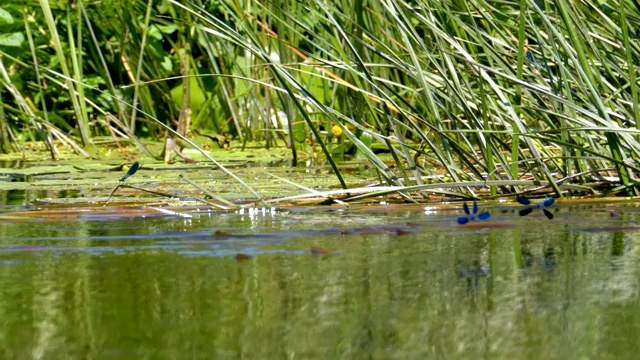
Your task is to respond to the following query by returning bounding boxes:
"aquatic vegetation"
[119,162,140,182]
[2,1,638,200]
[516,195,555,219]
[457,200,491,225]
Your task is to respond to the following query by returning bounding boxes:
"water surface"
[0,201,639,359]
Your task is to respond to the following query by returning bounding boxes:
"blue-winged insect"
[119,162,140,182]
[516,195,555,219]
[457,200,491,224]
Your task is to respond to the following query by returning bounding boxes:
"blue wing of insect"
[127,162,140,176]
[477,211,491,221]
[526,51,534,63]
[120,162,140,182]
[516,196,531,205]
[463,202,470,215]
[519,207,534,216]
[543,208,554,219]
[543,196,555,207]
[458,200,490,224]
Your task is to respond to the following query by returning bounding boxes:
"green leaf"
[148,25,163,40]
[160,56,173,71]
[0,32,24,47]
[84,75,106,87]
[157,0,171,14]
[0,8,14,25]
[355,132,373,160]
[156,24,177,34]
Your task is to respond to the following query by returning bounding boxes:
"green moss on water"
[0,140,385,205]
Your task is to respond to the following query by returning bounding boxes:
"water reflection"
[0,189,83,207]
[458,260,490,290]
[0,203,639,357]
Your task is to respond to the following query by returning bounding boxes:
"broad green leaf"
[148,25,163,40]
[156,24,177,34]
[355,132,373,160]
[161,56,173,71]
[0,8,13,25]
[0,32,24,47]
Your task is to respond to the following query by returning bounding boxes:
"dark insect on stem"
[120,162,140,182]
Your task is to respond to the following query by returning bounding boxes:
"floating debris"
[234,253,253,261]
[310,247,334,255]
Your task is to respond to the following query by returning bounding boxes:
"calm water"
[0,201,639,359]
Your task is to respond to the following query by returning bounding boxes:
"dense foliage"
[1,0,639,198]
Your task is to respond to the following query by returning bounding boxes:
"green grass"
[0,0,639,200]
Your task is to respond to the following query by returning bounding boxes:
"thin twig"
[179,174,238,208]
[266,172,349,207]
